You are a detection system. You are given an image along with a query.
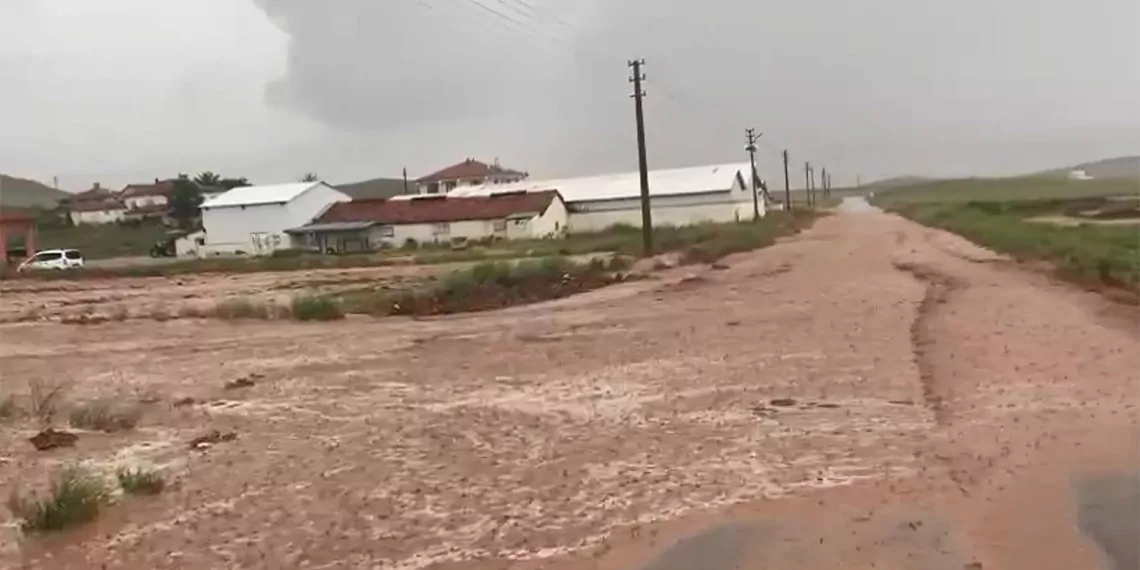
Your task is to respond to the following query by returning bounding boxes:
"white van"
[17,249,85,272]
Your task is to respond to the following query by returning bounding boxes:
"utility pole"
[629,58,653,255]
[782,150,791,212]
[809,166,816,205]
[804,162,812,207]
[821,167,828,199]
[745,128,762,221]
[402,167,409,195]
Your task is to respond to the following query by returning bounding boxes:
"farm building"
[197,181,350,256]
[416,158,528,195]
[452,163,764,232]
[286,190,567,253]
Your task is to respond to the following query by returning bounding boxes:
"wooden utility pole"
[821,167,828,199]
[782,150,791,212]
[402,167,409,195]
[745,128,762,221]
[804,162,812,207]
[629,58,652,255]
[809,166,816,205]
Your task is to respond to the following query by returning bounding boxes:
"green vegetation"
[290,293,345,321]
[37,222,169,259]
[213,297,283,320]
[873,177,1138,206]
[69,397,143,432]
[116,467,166,496]
[5,210,820,282]
[8,466,111,533]
[886,199,1139,291]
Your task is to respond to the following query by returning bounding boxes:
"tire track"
[893,261,966,426]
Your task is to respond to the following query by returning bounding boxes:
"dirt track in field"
[1,199,1137,569]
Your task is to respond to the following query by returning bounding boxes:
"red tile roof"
[415,158,526,183]
[316,191,559,226]
[121,179,175,198]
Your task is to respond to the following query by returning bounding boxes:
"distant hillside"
[0,174,70,208]
[1036,156,1140,179]
[335,177,410,200]
[862,176,938,189]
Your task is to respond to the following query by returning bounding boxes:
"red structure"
[0,209,37,265]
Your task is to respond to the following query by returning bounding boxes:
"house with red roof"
[286,190,567,253]
[415,158,528,195]
[65,183,127,225]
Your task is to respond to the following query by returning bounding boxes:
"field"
[875,178,1139,295]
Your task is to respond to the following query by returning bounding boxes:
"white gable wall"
[202,183,349,255]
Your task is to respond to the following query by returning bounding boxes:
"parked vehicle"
[17,249,85,272]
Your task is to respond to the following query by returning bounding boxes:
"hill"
[1036,156,1140,179]
[862,176,938,189]
[0,174,70,208]
[335,177,410,200]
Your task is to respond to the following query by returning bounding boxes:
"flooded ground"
[0,203,1136,569]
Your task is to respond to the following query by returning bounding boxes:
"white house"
[285,190,568,253]
[453,163,765,232]
[415,157,528,195]
[198,181,350,256]
[69,199,126,225]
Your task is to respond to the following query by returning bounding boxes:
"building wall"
[529,196,569,238]
[124,195,168,210]
[566,192,744,232]
[70,208,125,225]
[201,184,349,255]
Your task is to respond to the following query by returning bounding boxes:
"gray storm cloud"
[253,0,1140,180]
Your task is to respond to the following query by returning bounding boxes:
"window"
[377,225,395,237]
[512,218,528,226]
[63,250,82,260]
[443,181,458,191]
[33,252,62,262]
[492,220,507,232]
[432,223,450,236]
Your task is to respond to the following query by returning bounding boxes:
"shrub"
[402,238,419,250]
[290,294,345,321]
[116,467,166,496]
[69,397,142,432]
[214,297,274,320]
[8,466,111,533]
[270,248,306,259]
[29,379,68,426]
[0,394,19,422]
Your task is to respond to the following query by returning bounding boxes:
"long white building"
[451,163,766,232]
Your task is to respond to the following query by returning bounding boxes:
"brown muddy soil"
[0,203,1136,569]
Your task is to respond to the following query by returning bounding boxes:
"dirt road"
[1,201,1136,569]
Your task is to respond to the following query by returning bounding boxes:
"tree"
[193,171,221,187]
[300,172,319,182]
[218,177,251,190]
[169,174,204,230]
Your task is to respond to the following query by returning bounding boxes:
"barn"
[198,182,350,256]
[452,163,764,232]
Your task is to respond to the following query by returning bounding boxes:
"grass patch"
[873,177,1138,206]
[8,466,111,533]
[116,467,166,496]
[69,397,142,432]
[887,200,1139,291]
[213,297,285,320]
[290,294,345,321]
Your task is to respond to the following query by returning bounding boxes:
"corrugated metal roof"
[451,163,752,203]
[202,182,324,208]
[284,221,377,234]
[315,191,559,225]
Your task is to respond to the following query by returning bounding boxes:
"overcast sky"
[1,0,1137,192]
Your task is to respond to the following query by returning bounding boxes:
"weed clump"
[69,397,142,432]
[290,294,345,321]
[116,467,166,496]
[8,466,111,533]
